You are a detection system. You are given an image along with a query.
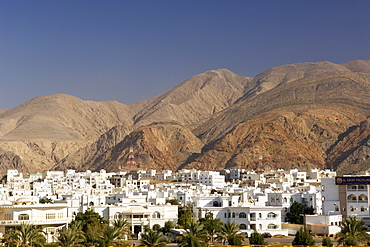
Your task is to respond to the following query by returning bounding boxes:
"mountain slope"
[0,70,249,174]
[132,69,251,127]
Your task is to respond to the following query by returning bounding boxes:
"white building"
[198,171,225,187]
[0,197,70,242]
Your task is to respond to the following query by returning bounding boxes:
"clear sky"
[1,1,369,109]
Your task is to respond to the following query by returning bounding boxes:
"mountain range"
[1,60,370,175]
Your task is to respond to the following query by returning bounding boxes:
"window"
[239,212,247,218]
[347,194,357,202]
[4,214,11,220]
[18,214,29,220]
[153,224,161,230]
[152,212,161,219]
[46,213,56,219]
[232,212,236,218]
[259,213,262,218]
[213,201,220,207]
[268,224,277,229]
[358,185,367,191]
[267,212,276,218]
[347,185,357,191]
[359,194,368,202]
[239,224,247,230]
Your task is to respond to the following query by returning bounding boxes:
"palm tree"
[218,222,245,245]
[4,229,21,247]
[17,222,46,247]
[178,221,207,247]
[198,214,223,244]
[112,218,131,239]
[336,216,370,246]
[54,224,85,247]
[99,225,122,247]
[140,228,168,247]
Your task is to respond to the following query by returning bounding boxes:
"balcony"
[0,219,70,225]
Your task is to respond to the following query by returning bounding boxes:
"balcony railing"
[0,219,70,225]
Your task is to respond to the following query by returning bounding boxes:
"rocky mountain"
[0,69,249,174]
[1,60,370,175]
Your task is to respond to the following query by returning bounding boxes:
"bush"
[249,230,267,245]
[292,228,315,246]
[322,237,333,247]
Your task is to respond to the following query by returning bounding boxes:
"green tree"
[286,201,304,224]
[112,218,131,240]
[140,227,168,247]
[166,198,180,205]
[16,222,46,247]
[159,221,175,234]
[178,204,193,229]
[39,197,53,204]
[292,227,315,246]
[99,225,122,247]
[218,222,245,245]
[73,209,107,246]
[74,209,107,231]
[198,214,223,244]
[55,224,85,247]
[336,216,370,246]
[4,229,21,247]
[322,237,333,247]
[178,221,207,247]
[249,230,267,245]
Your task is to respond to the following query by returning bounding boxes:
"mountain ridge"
[1,60,370,175]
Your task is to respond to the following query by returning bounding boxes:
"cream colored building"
[0,197,70,242]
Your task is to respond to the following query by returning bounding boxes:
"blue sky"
[1,1,369,109]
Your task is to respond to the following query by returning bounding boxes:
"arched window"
[359,194,368,202]
[267,212,276,218]
[283,197,288,203]
[259,224,262,230]
[152,212,161,219]
[89,201,94,206]
[213,201,220,207]
[239,224,247,230]
[232,212,236,218]
[268,223,276,229]
[153,224,161,230]
[239,212,247,218]
[259,213,262,218]
[18,214,29,220]
[348,194,357,202]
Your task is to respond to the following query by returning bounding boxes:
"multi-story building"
[0,197,70,241]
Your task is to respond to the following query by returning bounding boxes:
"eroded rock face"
[1,60,370,174]
[54,123,204,172]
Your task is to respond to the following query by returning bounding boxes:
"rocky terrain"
[1,60,370,175]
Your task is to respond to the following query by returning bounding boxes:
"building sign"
[335,176,370,185]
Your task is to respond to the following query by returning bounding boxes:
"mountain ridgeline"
[1,60,370,175]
